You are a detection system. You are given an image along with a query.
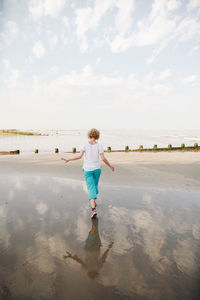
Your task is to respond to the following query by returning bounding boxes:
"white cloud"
[31,64,173,105]
[75,0,135,53]
[2,59,11,69]
[109,0,135,52]
[147,14,200,62]
[48,66,59,75]
[110,34,133,53]
[151,0,181,17]
[11,69,21,79]
[145,72,155,81]
[166,0,181,11]
[75,0,115,52]
[74,7,93,51]
[146,41,167,64]
[60,32,68,45]
[32,75,39,89]
[61,16,69,27]
[176,16,200,41]
[49,34,58,48]
[109,0,181,54]
[96,57,101,65]
[188,45,199,56]
[1,20,18,45]
[36,202,48,215]
[135,0,180,47]
[152,83,172,96]
[5,20,18,35]
[29,0,67,19]
[183,75,199,83]
[139,0,200,63]
[73,0,199,57]
[79,38,88,52]
[159,69,171,80]
[26,56,34,64]
[187,0,200,11]
[75,7,92,38]
[115,0,135,35]
[32,40,46,58]
[136,17,175,47]
[3,68,23,88]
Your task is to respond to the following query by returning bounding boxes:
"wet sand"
[0,152,200,299]
[0,152,200,190]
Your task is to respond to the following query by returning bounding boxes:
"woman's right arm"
[61,150,85,163]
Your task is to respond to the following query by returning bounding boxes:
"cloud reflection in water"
[0,175,199,299]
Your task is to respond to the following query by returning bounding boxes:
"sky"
[0,0,200,130]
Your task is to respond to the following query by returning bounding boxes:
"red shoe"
[91,209,97,219]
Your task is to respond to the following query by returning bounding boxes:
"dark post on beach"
[125,145,129,151]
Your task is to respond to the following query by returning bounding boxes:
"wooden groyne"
[66,144,200,153]
[105,145,200,153]
[104,147,200,153]
[1,144,199,155]
[0,151,11,155]
[0,150,20,155]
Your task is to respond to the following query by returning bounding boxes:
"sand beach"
[0,152,200,299]
[1,151,200,189]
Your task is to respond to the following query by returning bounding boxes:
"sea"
[0,129,200,154]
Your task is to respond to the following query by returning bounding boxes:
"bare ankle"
[90,198,96,209]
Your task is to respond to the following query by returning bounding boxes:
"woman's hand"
[110,166,115,172]
[61,158,70,163]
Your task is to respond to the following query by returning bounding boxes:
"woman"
[61,128,114,218]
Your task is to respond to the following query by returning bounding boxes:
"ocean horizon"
[0,129,200,153]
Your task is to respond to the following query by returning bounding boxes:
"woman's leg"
[93,168,101,196]
[84,170,97,208]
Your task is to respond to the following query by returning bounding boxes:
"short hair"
[88,128,100,140]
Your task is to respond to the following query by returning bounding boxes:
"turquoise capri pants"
[83,168,101,200]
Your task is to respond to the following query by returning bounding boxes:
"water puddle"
[0,175,200,299]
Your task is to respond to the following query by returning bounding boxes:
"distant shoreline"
[0,129,41,135]
[0,130,41,136]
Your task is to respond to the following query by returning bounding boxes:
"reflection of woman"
[64,219,113,279]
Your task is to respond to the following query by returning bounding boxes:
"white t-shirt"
[81,140,104,171]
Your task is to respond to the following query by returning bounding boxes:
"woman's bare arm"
[100,153,114,171]
[63,251,86,267]
[98,241,114,267]
[61,150,85,163]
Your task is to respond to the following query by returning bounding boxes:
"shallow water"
[0,174,200,300]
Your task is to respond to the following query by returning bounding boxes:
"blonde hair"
[88,128,100,140]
